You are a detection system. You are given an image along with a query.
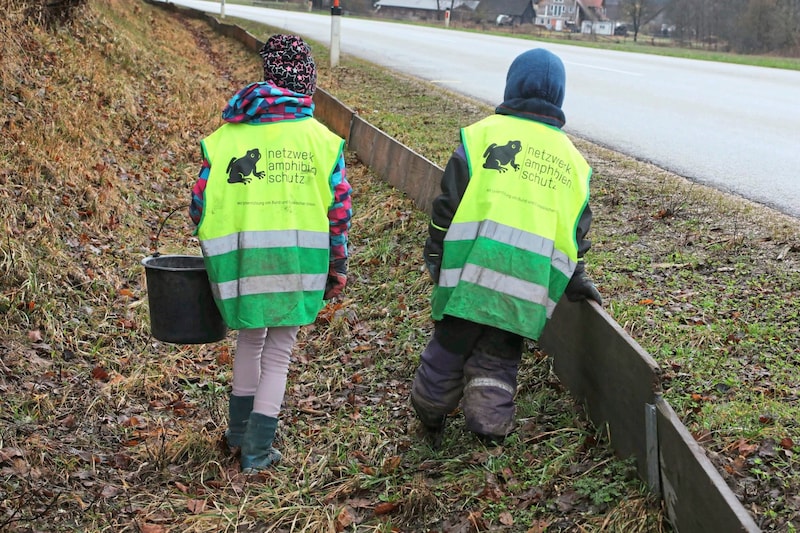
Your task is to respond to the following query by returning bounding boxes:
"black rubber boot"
[225,394,254,455]
[240,412,282,473]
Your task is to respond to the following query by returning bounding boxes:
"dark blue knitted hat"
[503,48,566,108]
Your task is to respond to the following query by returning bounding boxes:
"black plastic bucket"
[141,254,227,344]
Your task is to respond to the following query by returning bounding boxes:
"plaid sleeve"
[328,153,351,262]
[189,158,210,225]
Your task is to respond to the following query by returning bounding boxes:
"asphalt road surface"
[160,1,800,218]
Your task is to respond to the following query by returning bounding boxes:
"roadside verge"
[148,3,761,530]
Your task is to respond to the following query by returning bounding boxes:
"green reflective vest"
[197,118,344,329]
[431,114,591,339]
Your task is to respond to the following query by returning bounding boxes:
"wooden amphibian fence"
[148,3,761,531]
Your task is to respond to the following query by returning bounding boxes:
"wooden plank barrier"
[313,90,354,145]
[144,3,764,530]
[349,116,441,215]
[539,299,662,486]
[657,398,760,532]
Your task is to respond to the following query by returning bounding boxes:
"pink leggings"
[232,326,299,418]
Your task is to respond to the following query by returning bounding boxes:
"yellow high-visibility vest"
[431,114,590,339]
[197,118,344,328]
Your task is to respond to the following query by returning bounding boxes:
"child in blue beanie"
[410,48,601,445]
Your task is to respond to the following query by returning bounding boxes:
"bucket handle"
[150,206,185,258]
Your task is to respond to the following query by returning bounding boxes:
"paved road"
[160,1,800,218]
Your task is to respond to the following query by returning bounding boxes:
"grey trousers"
[411,316,523,438]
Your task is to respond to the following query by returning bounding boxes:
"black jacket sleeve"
[424,144,470,283]
[575,202,593,259]
[567,202,601,305]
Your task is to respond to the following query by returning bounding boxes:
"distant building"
[478,0,538,26]
[603,0,621,21]
[373,0,537,24]
[534,0,606,31]
[373,0,479,22]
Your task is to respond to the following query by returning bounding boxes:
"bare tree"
[666,0,733,47]
[622,0,670,41]
[666,0,800,55]
[730,0,795,54]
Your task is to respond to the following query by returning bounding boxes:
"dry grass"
[3,0,798,531]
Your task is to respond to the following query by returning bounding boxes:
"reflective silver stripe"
[201,230,329,258]
[464,377,516,395]
[439,264,559,317]
[212,273,327,300]
[444,220,574,278]
[438,268,464,288]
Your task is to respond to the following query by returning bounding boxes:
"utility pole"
[330,0,342,68]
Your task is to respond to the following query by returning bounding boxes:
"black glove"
[565,261,602,305]
[423,239,442,283]
[324,259,347,300]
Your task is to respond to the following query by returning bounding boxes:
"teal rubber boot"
[225,394,254,454]
[240,412,282,473]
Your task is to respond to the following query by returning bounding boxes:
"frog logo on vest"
[482,141,522,173]
[227,148,265,184]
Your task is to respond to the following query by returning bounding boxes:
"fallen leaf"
[107,373,125,385]
[139,524,166,533]
[345,497,371,509]
[216,345,232,365]
[335,506,355,531]
[101,485,120,498]
[374,501,399,515]
[381,455,401,474]
[527,519,551,533]
[467,510,486,528]
[0,448,24,462]
[556,490,578,512]
[738,440,758,457]
[499,511,514,525]
[692,430,712,444]
[186,499,206,514]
